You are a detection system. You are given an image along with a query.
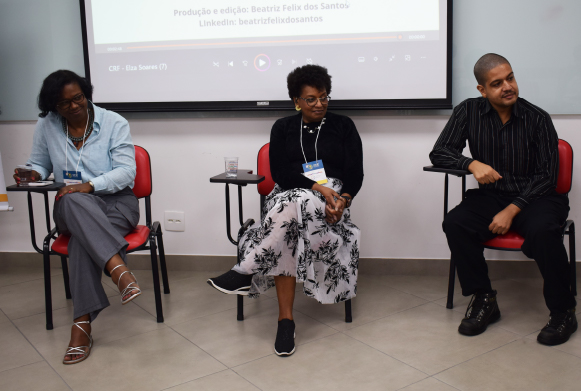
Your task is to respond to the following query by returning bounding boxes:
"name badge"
[63,170,82,185]
[302,160,328,184]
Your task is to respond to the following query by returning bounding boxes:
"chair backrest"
[132,145,152,199]
[556,139,573,194]
[257,143,275,196]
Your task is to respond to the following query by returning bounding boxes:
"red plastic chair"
[41,146,169,330]
[440,139,576,308]
[240,143,353,322]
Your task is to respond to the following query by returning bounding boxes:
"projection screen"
[80,0,452,111]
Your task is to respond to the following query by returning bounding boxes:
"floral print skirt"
[232,178,360,304]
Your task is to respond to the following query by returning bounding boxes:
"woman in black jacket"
[208,64,364,356]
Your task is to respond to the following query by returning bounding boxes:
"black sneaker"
[537,309,578,346]
[274,319,296,356]
[207,270,253,295]
[458,290,501,336]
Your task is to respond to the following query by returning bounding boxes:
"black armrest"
[424,166,471,219]
[210,170,265,185]
[7,182,66,193]
[42,226,59,248]
[151,221,161,238]
[423,166,471,177]
[238,218,255,238]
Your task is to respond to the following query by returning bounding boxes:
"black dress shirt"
[269,111,364,197]
[429,97,559,210]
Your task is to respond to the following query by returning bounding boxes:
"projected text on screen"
[92,0,439,49]
[83,0,450,109]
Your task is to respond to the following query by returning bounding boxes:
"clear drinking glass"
[225,157,238,177]
[16,164,34,186]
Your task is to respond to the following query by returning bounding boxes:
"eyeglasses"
[297,95,331,107]
[56,93,85,110]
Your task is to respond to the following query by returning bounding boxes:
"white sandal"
[111,264,142,304]
[63,321,92,365]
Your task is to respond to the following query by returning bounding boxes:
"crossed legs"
[54,191,140,363]
[65,255,141,363]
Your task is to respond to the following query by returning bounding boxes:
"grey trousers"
[53,187,139,321]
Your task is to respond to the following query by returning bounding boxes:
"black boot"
[537,309,578,346]
[274,319,296,356]
[458,290,501,336]
[207,270,253,295]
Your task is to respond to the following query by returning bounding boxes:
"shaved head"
[474,53,511,85]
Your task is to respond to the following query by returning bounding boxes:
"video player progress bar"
[127,36,399,50]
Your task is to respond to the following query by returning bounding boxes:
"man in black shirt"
[430,53,577,345]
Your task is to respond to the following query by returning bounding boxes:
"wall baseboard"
[1,252,579,280]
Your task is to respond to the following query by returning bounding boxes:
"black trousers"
[443,189,576,313]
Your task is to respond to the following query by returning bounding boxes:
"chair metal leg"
[61,256,72,299]
[344,299,352,323]
[149,234,164,323]
[43,245,53,330]
[446,258,456,309]
[569,222,576,296]
[156,226,170,294]
[237,295,244,321]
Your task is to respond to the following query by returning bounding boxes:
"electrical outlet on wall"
[165,211,185,232]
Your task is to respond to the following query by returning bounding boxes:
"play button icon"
[254,54,271,72]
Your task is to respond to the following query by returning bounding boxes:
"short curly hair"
[287,64,332,100]
[37,70,93,118]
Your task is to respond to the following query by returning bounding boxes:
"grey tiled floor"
[0,267,580,391]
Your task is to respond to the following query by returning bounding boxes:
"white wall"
[1,113,580,261]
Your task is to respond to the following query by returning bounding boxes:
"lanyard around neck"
[299,117,325,164]
[65,109,90,173]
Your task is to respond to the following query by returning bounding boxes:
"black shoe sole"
[537,322,578,346]
[206,279,250,296]
[458,310,501,336]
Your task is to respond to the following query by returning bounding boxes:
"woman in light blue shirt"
[14,70,142,365]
